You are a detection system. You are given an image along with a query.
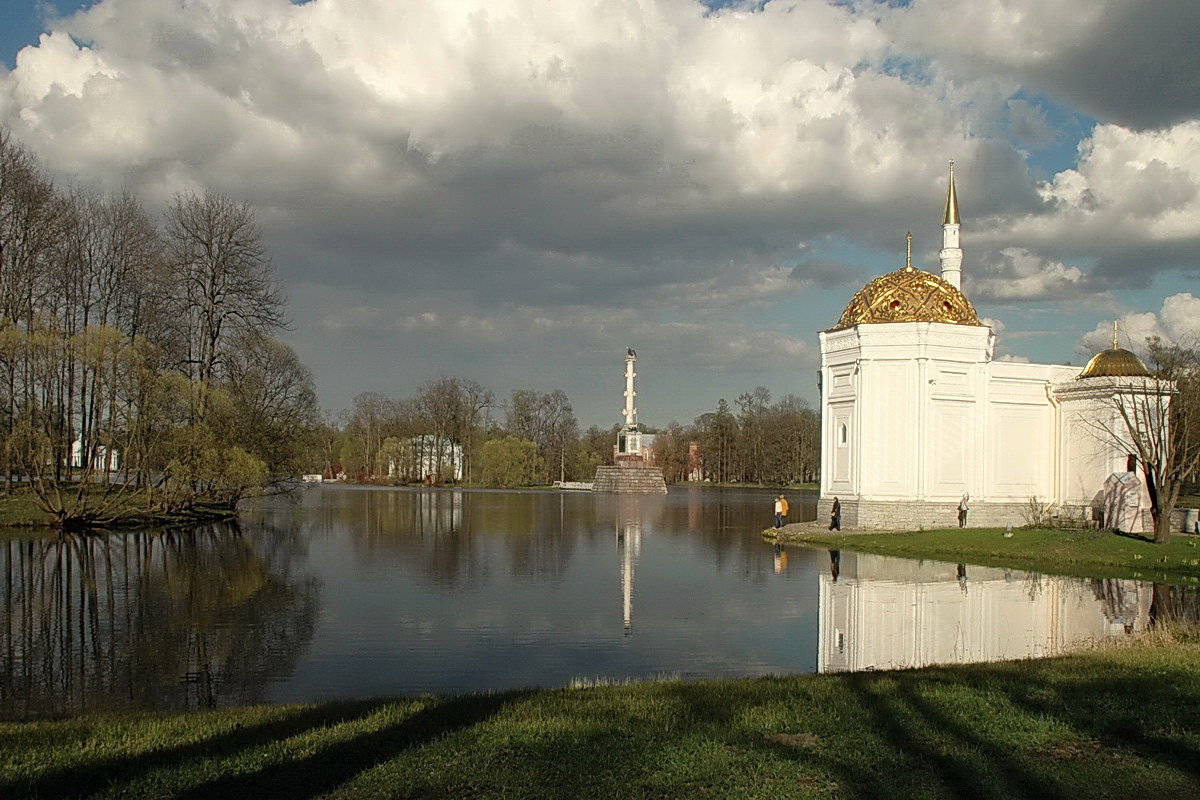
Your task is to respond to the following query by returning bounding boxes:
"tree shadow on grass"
[1,699,391,800]
[754,661,1200,800]
[1113,530,1155,543]
[174,690,529,800]
[990,664,1200,784]
[810,672,1069,800]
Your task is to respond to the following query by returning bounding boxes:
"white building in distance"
[69,439,119,472]
[387,435,464,483]
[818,164,1171,529]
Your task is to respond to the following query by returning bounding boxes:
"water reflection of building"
[411,488,462,534]
[817,551,1150,673]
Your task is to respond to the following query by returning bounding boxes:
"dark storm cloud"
[1014,2,1200,130]
[891,0,1200,130]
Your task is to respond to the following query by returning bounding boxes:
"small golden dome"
[834,265,981,329]
[1078,347,1150,379]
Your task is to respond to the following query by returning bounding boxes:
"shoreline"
[0,491,240,534]
[767,523,1200,584]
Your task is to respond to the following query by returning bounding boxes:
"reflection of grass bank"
[0,485,236,532]
[775,527,1200,584]
[3,642,1200,798]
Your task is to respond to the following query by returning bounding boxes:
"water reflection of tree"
[340,489,597,589]
[0,523,319,719]
[1149,582,1200,627]
[323,486,801,590]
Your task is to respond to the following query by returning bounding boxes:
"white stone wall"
[816,321,1127,529]
[820,322,996,505]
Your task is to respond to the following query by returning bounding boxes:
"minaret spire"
[939,159,963,290]
[905,231,913,270]
[1113,320,1119,350]
[943,160,960,225]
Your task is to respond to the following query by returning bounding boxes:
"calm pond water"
[0,485,1192,719]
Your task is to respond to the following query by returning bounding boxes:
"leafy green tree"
[479,436,543,488]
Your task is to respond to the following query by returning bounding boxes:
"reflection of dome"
[834,265,981,330]
[1078,346,1150,379]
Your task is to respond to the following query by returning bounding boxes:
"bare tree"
[1091,340,1200,543]
[162,190,285,418]
[505,388,576,482]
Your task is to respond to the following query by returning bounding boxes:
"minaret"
[623,348,637,428]
[939,160,963,290]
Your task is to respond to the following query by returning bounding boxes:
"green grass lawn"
[0,489,54,527]
[2,641,1199,799]
[776,527,1200,584]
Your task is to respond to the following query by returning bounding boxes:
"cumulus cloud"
[1078,292,1200,356]
[0,0,1007,300]
[979,317,1005,334]
[2,0,1198,417]
[971,247,1085,300]
[974,121,1200,289]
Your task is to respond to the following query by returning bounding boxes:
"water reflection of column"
[617,514,641,635]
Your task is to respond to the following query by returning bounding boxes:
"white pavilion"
[817,164,1170,529]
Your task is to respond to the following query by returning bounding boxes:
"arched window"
[838,423,848,446]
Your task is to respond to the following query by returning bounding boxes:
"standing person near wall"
[829,497,841,531]
[958,494,970,528]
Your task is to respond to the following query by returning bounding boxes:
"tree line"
[331,382,820,488]
[0,129,319,527]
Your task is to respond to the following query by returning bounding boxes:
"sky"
[1,0,1199,429]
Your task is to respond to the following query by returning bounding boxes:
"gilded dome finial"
[1078,319,1151,379]
[905,231,913,270]
[943,160,960,225]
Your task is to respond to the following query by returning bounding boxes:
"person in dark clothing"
[829,497,841,531]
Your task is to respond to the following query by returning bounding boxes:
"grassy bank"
[0,486,236,533]
[775,527,1200,584]
[2,642,1199,799]
[679,481,819,490]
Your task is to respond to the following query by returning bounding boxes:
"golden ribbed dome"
[834,265,981,330]
[1078,347,1150,379]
